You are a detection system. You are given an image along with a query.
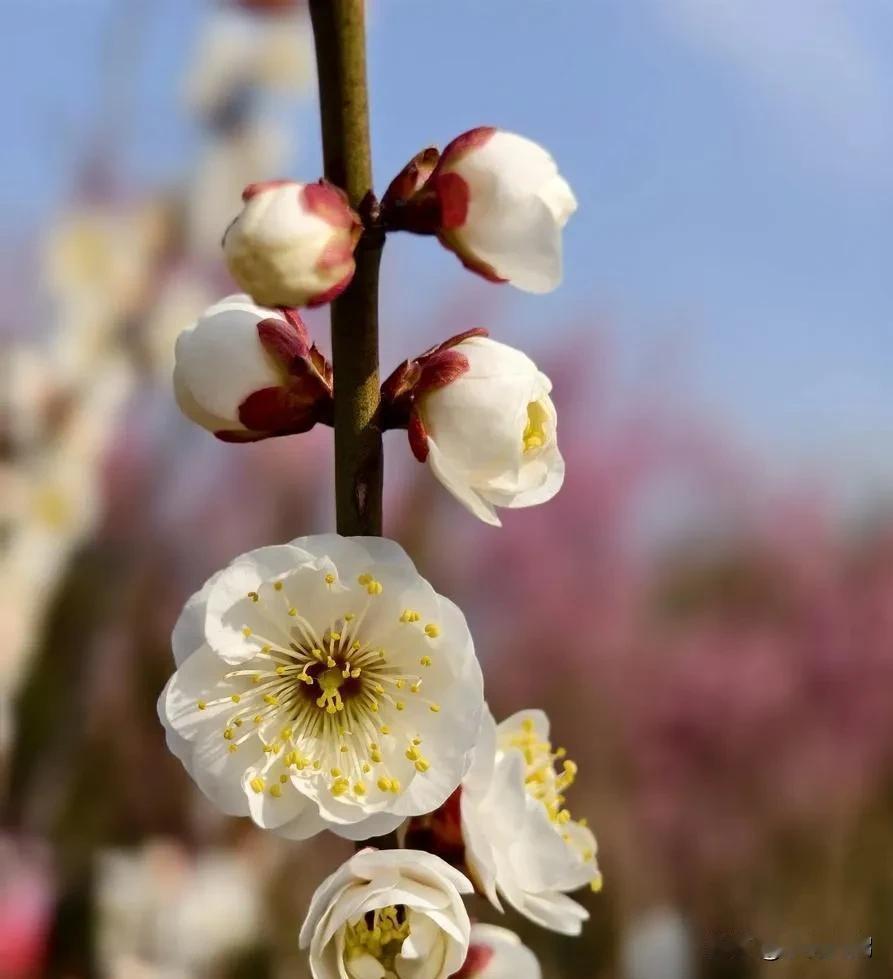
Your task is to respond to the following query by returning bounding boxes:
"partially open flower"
[158,535,484,841]
[223,180,361,307]
[300,848,472,979]
[173,294,333,442]
[383,129,576,293]
[456,925,541,979]
[382,334,564,526]
[460,708,601,936]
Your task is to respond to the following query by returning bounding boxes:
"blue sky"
[4,0,893,504]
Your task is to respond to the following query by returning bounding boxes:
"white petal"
[171,569,222,666]
[425,438,500,527]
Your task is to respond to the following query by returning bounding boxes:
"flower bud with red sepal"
[223,179,362,308]
[173,294,333,443]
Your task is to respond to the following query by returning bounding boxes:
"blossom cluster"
[159,124,596,978]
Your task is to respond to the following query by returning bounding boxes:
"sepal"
[380,328,489,434]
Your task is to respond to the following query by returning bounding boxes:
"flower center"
[195,569,445,804]
[522,400,548,453]
[345,905,410,976]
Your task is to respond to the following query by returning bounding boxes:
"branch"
[309,0,384,537]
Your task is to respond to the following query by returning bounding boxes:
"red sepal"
[302,180,362,230]
[429,172,469,229]
[237,385,322,435]
[404,788,465,866]
[257,315,309,366]
[408,411,429,462]
[380,328,489,435]
[380,147,441,231]
[214,312,334,443]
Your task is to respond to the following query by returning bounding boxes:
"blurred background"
[2,1,893,976]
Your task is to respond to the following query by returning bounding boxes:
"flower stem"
[309,0,384,537]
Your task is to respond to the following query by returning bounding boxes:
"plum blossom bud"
[299,848,473,979]
[173,294,333,442]
[223,180,361,308]
[382,334,564,526]
[383,128,576,292]
[456,925,541,979]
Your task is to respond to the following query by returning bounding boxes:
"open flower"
[460,708,601,936]
[158,536,484,841]
[456,925,541,979]
[300,848,472,979]
[173,294,333,442]
[383,129,576,292]
[223,180,361,307]
[382,334,564,526]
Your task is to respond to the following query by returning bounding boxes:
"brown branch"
[309,0,384,538]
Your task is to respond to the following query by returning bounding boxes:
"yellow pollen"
[380,725,391,735]
[273,581,283,591]
[253,715,263,724]
[522,399,549,453]
[420,656,432,667]
[288,607,297,617]
[324,573,335,584]
[344,612,355,621]
[331,778,350,797]
[231,694,241,704]
[366,580,383,595]
[353,783,367,796]
[591,874,604,893]
[269,783,282,798]
[429,704,441,713]
[377,777,391,792]
[242,626,252,637]
[424,624,440,638]
[197,700,207,710]
[395,701,405,711]
[279,773,289,784]
[371,750,383,763]
[414,759,430,773]
[276,665,286,676]
[247,591,259,603]
[250,777,265,794]
[263,694,279,706]
[223,728,235,740]
[395,680,405,690]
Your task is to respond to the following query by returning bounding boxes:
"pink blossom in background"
[0,837,54,978]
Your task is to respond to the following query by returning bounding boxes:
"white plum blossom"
[401,336,564,527]
[458,925,541,979]
[300,848,472,979]
[158,535,484,842]
[426,128,576,292]
[223,179,361,308]
[173,294,332,443]
[460,708,601,936]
